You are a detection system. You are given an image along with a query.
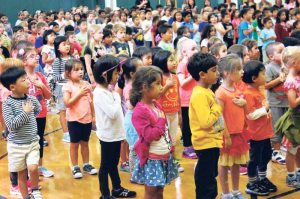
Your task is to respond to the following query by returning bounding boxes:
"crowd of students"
[1,0,300,199]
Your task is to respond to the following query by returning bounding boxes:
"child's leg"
[108,141,122,190]
[219,165,230,194]
[80,141,89,163]
[70,142,80,166]
[248,140,262,183]
[194,148,220,199]
[144,186,162,199]
[286,151,295,173]
[36,118,46,166]
[26,141,40,190]
[257,139,272,180]
[18,169,29,198]
[120,141,129,163]
[27,164,39,189]
[181,107,192,148]
[231,164,240,192]
[59,110,68,133]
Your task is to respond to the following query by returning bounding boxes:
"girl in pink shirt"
[62,59,97,179]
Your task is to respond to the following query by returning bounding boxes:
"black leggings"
[181,107,192,147]
[99,140,122,196]
[36,117,46,158]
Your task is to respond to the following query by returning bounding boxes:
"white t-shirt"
[55,19,67,35]
[41,45,55,74]
[141,19,152,42]
[93,87,125,142]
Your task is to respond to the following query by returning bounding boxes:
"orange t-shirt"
[157,74,180,113]
[244,86,274,141]
[62,81,93,124]
[215,86,245,134]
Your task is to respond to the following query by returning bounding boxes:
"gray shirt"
[265,62,288,107]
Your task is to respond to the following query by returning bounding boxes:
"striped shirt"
[2,95,41,144]
[53,57,70,84]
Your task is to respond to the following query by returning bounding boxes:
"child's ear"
[199,71,206,79]
[9,84,15,92]
[252,75,257,83]
[130,72,134,78]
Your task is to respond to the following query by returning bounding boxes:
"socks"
[258,171,267,180]
[83,163,89,167]
[72,165,79,170]
[288,172,296,178]
[248,176,257,184]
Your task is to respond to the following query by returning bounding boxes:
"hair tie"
[18,48,25,56]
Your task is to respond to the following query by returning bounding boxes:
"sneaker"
[182,147,197,159]
[272,150,286,164]
[112,187,137,198]
[221,193,235,199]
[100,196,116,199]
[72,166,83,179]
[245,182,269,196]
[296,172,300,188]
[10,186,21,196]
[30,190,42,199]
[62,133,70,143]
[286,175,297,187]
[239,166,248,175]
[260,178,277,192]
[83,164,98,175]
[39,166,54,178]
[120,162,130,173]
[43,139,48,147]
[232,191,246,199]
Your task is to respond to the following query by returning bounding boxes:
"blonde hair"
[86,24,103,58]
[176,37,190,61]
[112,23,125,34]
[1,58,24,72]
[282,46,300,67]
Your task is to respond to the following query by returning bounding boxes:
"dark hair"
[228,44,247,59]
[153,50,172,73]
[42,29,56,44]
[158,24,172,35]
[291,29,300,40]
[151,46,162,60]
[257,14,264,30]
[28,21,36,31]
[104,24,113,31]
[12,25,24,33]
[0,67,26,90]
[49,21,59,27]
[64,25,74,33]
[253,10,262,20]
[208,13,218,23]
[187,53,218,81]
[293,19,300,29]
[173,36,183,49]
[282,37,300,47]
[93,55,120,85]
[241,39,258,51]
[201,24,215,42]
[132,46,151,59]
[130,66,162,107]
[263,17,272,25]
[177,26,188,36]
[276,9,289,23]
[102,28,112,40]
[218,54,242,76]
[182,11,191,19]
[242,60,265,84]
[77,19,87,26]
[173,11,183,22]
[240,8,251,18]
[152,15,160,24]
[263,7,272,14]
[54,36,68,58]
[64,59,83,79]
[118,57,141,89]
[126,26,132,35]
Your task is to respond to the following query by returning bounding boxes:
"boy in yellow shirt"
[187,53,224,199]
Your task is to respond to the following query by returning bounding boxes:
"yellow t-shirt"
[189,86,224,150]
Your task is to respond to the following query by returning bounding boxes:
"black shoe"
[260,178,277,192]
[112,187,136,198]
[100,196,115,199]
[245,182,269,196]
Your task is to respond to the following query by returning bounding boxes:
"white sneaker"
[31,190,43,199]
[39,166,54,178]
[272,150,286,164]
[62,133,70,143]
[72,166,83,179]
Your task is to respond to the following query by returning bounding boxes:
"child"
[200,24,217,53]
[243,60,277,196]
[0,22,11,51]
[275,46,300,188]
[210,43,228,61]
[132,46,152,66]
[102,28,116,55]
[0,67,42,199]
[141,10,152,48]
[20,47,54,178]
[153,50,183,172]
[275,9,290,43]
[125,26,135,57]
[187,53,224,199]
[93,55,137,199]
[27,21,38,45]
[176,38,198,159]
[157,24,174,52]
[66,31,82,59]
[265,42,288,165]
[130,66,178,198]
[216,54,248,199]
[41,29,56,76]
[35,21,48,68]
[172,11,183,39]
[112,24,130,56]
[241,39,260,60]
[53,36,71,142]
[238,8,254,44]
[231,10,241,44]
[208,13,226,41]
[260,17,276,63]
[181,11,195,39]
[132,16,144,47]
[221,11,234,48]
[62,59,97,178]
[76,19,88,47]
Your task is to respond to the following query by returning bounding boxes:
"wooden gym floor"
[0,114,300,199]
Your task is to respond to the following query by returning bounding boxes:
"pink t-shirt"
[28,72,50,118]
[0,85,11,102]
[176,61,196,107]
[62,81,93,124]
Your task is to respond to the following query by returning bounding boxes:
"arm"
[84,48,96,83]
[41,52,54,65]
[245,94,269,120]
[216,98,231,148]
[265,77,283,89]
[37,74,52,99]
[32,97,42,116]
[287,89,300,108]
[94,91,122,119]
[177,73,194,88]
[215,23,226,36]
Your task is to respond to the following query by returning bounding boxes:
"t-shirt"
[62,81,93,123]
[244,86,274,141]
[41,45,56,74]
[176,61,197,107]
[157,40,174,52]
[265,62,288,107]
[238,20,253,44]
[132,26,144,47]
[181,21,194,39]
[112,41,130,55]
[55,19,67,35]
[222,22,234,41]
[215,86,245,134]
[76,31,88,47]
[157,75,180,114]
[35,36,44,68]
[198,21,208,33]
[141,19,152,42]
[260,28,276,50]
[28,72,50,118]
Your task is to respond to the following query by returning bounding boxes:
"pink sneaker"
[10,185,31,196]
[239,166,248,175]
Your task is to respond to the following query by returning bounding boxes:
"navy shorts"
[68,121,92,143]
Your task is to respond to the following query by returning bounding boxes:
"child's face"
[183,29,191,38]
[47,33,56,44]
[209,15,218,24]
[175,13,182,22]
[147,75,163,100]
[58,11,65,19]
[162,28,173,42]
[234,11,239,18]
[31,24,37,34]
[296,22,300,29]
[271,44,285,63]
[243,49,250,63]
[183,40,198,58]
[11,75,29,95]
[0,16,8,24]
[272,10,278,18]
[74,15,81,21]
[145,12,152,20]
[142,52,152,66]
[53,25,60,33]
[58,41,70,55]
[103,35,113,45]
[210,27,216,37]
[94,30,103,41]
[139,12,145,20]
[280,12,286,21]
[265,20,273,29]
[184,14,192,22]
[244,11,252,21]
[25,50,39,67]
[229,65,244,83]
[223,14,230,23]
[253,70,266,86]
[249,44,260,60]
[296,14,300,20]
[218,45,227,59]
[116,29,126,41]
[68,34,76,44]
[125,34,132,42]
[70,63,84,81]
[121,14,127,22]
[65,12,72,20]
[80,22,88,32]
[201,66,219,85]
[264,11,272,18]
[167,54,178,72]
[88,13,95,21]
[0,25,5,34]
[110,68,119,85]
[134,18,140,26]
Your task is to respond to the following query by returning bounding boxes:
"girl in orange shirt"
[215,54,249,199]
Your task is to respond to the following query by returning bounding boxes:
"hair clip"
[49,25,53,29]
[18,48,25,56]
[102,59,126,76]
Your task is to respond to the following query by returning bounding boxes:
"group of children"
[1,1,300,199]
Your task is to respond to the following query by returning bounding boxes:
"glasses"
[102,59,126,76]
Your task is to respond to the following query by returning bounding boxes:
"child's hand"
[97,48,106,56]
[23,101,33,113]
[232,97,246,107]
[279,72,287,82]
[262,100,270,112]
[157,110,165,118]
[32,78,44,89]
[166,78,175,88]
[224,136,232,149]
[79,86,90,97]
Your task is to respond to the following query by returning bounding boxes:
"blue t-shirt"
[132,26,144,47]
[238,20,253,44]
[198,21,208,33]
[260,28,276,50]
[35,36,45,68]
[181,21,194,39]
